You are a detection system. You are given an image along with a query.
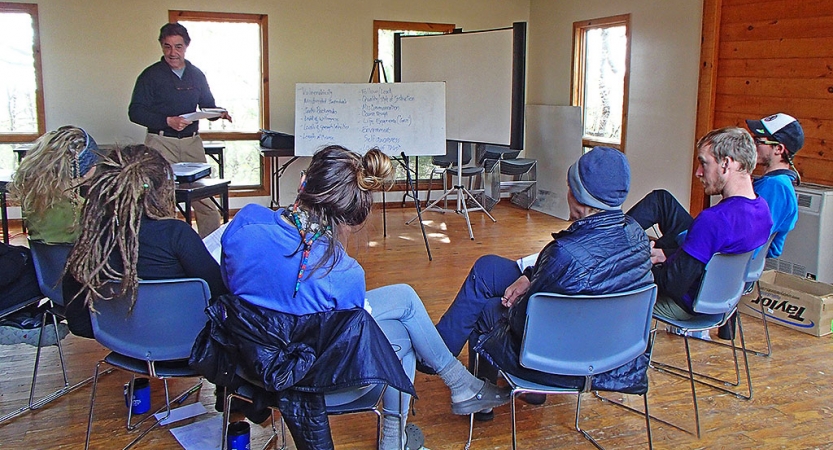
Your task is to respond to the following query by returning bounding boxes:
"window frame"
[571,14,631,153]
[169,10,270,196]
[0,2,45,144]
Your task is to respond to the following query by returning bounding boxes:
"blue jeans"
[435,255,522,381]
[366,284,458,417]
[626,189,693,251]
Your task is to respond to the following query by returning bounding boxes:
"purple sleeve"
[680,209,722,265]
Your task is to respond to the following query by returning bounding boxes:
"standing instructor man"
[129,22,232,237]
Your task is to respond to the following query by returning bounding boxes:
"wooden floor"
[2,202,833,449]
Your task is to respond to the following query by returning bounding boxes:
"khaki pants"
[653,295,696,321]
[145,133,221,238]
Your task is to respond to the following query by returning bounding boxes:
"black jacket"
[189,294,415,449]
[128,58,217,136]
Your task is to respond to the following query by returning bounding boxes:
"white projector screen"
[398,23,525,148]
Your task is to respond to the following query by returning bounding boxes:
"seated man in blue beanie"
[432,146,654,418]
[626,127,772,327]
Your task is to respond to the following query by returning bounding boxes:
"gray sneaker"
[451,380,511,415]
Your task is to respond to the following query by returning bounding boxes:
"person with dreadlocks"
[10,126,99,244]
[62,144,227,339]
[207,145,509,450]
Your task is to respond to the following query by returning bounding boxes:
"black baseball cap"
[745,113,804,155]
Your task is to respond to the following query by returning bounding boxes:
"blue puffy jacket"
[475,210,654,392]
[508,210,653,335]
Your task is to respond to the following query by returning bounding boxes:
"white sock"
[380,415,404,450]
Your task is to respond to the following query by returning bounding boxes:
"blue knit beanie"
[567,146,630,211]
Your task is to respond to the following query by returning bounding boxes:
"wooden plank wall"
[691,0,833,213]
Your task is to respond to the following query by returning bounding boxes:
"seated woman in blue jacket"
[219,145,509,449]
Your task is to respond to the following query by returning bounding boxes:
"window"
[571,15,630,153]
[0,2,44,170]
[170,11,269,194]
[374,20,454,185]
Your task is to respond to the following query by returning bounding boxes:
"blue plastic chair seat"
[103,353,199,378]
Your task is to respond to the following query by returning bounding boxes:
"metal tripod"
[407,142,496,240]
[369,59,432,260]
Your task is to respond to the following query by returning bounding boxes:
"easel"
[369,59,433,260]
[407,141,496,240]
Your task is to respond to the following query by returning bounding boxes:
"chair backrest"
[432,140,472,167]
[745,233,776,283]
[28,239,73,307]
[90,278,210,362]
[519,284,657,377]
[692,251,755,315]
[479,144,521,163]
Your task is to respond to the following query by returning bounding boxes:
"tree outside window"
[572,15,630,153]
[0,2,44,171]
[374,20,454,185]
[171,11,269,193]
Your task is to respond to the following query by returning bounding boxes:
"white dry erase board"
[294,82,446,157]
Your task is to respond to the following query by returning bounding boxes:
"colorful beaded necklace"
[284,200,330,297]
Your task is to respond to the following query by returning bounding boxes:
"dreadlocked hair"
[293,145,393,275]
[66,145,176,311]
[786,155,802,186]
[9,126,90,230]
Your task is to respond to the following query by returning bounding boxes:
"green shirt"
[24,199,81,244]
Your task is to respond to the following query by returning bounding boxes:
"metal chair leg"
[707,282,772,357]
[84,361,106,450]
[653,321,753,401]
[29,309,70,408]
[510,390,519,450]
[0,308,113,424]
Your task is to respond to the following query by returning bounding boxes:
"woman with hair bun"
[218,145,509,449]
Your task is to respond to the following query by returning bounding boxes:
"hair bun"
[357,148,394,191]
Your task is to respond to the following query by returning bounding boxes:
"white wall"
[5,0,707,213]
[526,0,703,210]
[2,0,529,211]
[10,0,529,143]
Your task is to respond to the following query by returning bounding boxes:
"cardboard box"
[739,270,833,337]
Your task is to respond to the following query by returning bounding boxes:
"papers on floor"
[154,401,207,426]
[170,414,222,450]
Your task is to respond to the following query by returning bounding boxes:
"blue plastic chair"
[0,240,78,424]
[739,233,777,356]
[468,284,658,450]
[84,278,210,450]
[651,250,755,438]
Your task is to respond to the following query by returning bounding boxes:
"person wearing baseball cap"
[432,146,653,410]
[745,113,803,258]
